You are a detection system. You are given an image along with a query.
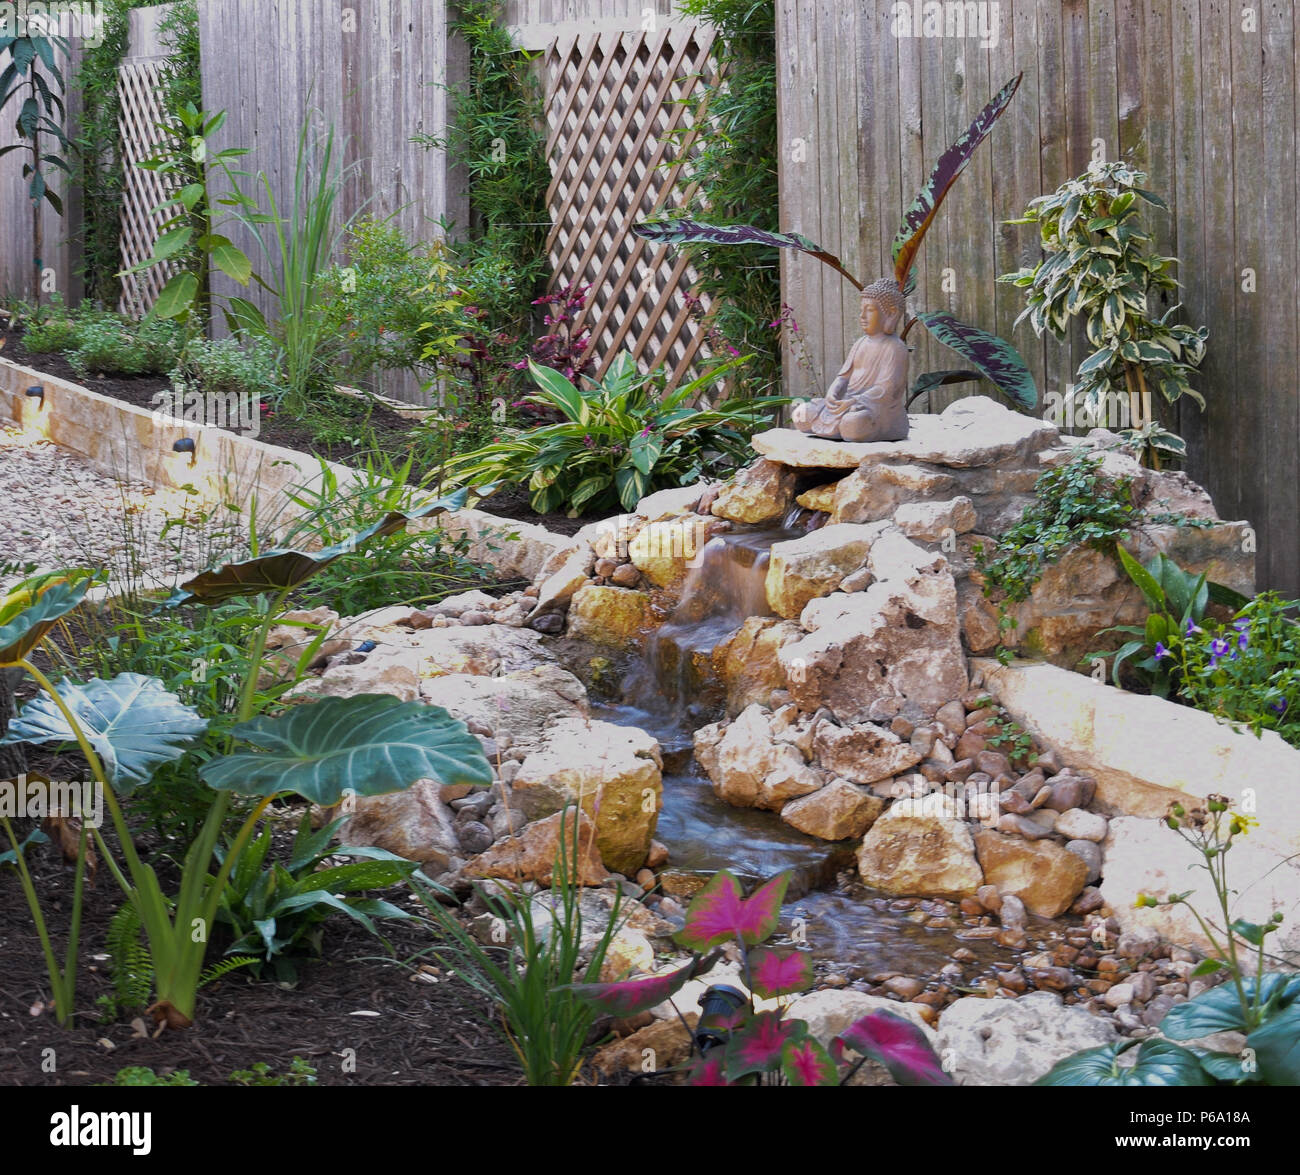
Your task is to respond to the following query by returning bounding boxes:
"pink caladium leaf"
[749,947,815,999]
[832,1009,954,1086]
[782,1037,839,1087]
[561,957,701,1017]
[676,870,791,951]
[725,1011,807,1082]
[685,1053,732,1086]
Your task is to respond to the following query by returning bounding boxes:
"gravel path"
[1,425,221,594]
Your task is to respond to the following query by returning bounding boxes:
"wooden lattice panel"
[117,58,180,317]
[542,26,717,386]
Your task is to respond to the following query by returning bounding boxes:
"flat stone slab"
[752,397,1060,470]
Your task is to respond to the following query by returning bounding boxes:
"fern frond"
[105,902,154,1012]
[198,955,258,989]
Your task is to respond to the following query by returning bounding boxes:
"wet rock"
[765,522,884,619]
[1055,807,1108,842]
[567,584,651,646]
[610,563,641,589]
[973,828,1090,918]
[628,516,720,587]
[999,893,1027,931]
[884,976,925,1000]
[646,839,669,869]
[813,721,922,785]
[463,809,609,886]
[976,884,1002,913]
[510,718,663,876]
[710,457,799,524]
[856,803,983,899]
[713,617,803,717]
[1070,886,1105,916]
[780,778,885,840]
[694,704,824,812]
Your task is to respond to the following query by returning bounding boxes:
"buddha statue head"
[859,277,907,337]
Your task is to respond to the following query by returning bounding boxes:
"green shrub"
[67,315,184,377]
[172,336,280,401]
[23,314,82,355]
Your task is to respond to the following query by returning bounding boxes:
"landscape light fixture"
[25,384,45,408]
[693,984,747,1054]
[172,437,197,465]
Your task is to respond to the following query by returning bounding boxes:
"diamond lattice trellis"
[117,58,180,317]
[541,25,718,386]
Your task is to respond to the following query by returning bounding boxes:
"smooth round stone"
[1064,839,1103,884]
[1055,807,1108,842]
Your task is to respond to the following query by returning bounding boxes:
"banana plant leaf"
[162,488,469,607]
[0,573,94,666]
[892,73,1023,293]
[914,310,1037,411]
[0,673,207,793]
[633,218,864,290]
[199,694,493,803]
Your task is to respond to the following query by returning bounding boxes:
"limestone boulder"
[336,778,468,870]
[780,778,885,840]
[462,808,609,886]
[574,514,641,561]
[856,803,983,898]
[635,482,712,521]
[420,664,588,753]
[936,991,1117,1086]
[812,721,921,785]
[435,508,571,581]
[710,458,799,524]
[831,462,960,524]
[893,496,977,543]
[532,542,595,614]
[510,718,663,875]
[411,624,554,678]
[567,585,652,646]
[628,516,720,587]
[796,482,840,512]
[764,522,884,619]
[291,649,422,702]
[785,989,936,1050]
[972,827,1090,918]
[693,704,823,812]
[712,616,803,717]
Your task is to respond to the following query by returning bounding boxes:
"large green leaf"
[892,73,1023,290]
[153,270,199,319]
[1161,974,1300,1040]
[1035,1038,1213,1086]
[0,574,92,666]
[198,695,493,803]
[632,218,864,290]
[1247,1004,1300,1085]
[915,311,1037,410]
[0,673,207,792]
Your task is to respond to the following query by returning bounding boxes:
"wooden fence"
[776,0,1299,599]
[196,0,468,402]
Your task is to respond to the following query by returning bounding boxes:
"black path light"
[694,984,748,1054]
[25,385,45,408]
[171,437,197,465]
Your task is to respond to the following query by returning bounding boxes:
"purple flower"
[1233,618,1250,632]
[1154,641,1169,661]
[726,345,740,357]
[1185,618,1203,637]
[1270,698,1289,716]
[1208,637,1231,666]
[1238,631,1249,651]
[583,434,595,448]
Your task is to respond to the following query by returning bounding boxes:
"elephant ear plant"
[0,490,492,1030]
[633,73,1036,413]
[561,870,952,1086]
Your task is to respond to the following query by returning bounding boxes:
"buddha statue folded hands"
[792,277,911,443]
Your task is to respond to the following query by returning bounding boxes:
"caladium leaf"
[164,489,469,607]
[633,218,864,290]
[1035,1038,1213,1086]
[893,73,1022,288]
[1,673,207,793]
[914,310,1037,411]
[1161,974,1300,1040]
[833,1009,953,1086]
[782,1036,839,1087]
[0,573,93,666]
[199,694,493,803]
[564,956,706,1017]
[684,1053,731,1086]
[725,1011,806,1082]
[749,947,814,999]
[676,870,790,951]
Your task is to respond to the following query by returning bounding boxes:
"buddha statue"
[792,278,910,442]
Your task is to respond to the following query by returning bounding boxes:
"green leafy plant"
[563,869,953,1086]
[110,1065,201,1086]
[408,805,626,1086]
[444,352,784,514]
[228,1057,317,1086]
[0,489,491,1030]
[66,313,184,377]
[169,335,278,403]
[1038,796,1295,1086]
[1000,160,1208,467]
[984,711,1038,769]
[634,73,1036,411]
[211,812,419,982]
[0,27,70,304]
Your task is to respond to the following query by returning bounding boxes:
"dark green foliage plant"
[169,336,278,403]
[1039,797,1296,1086]
[66,312,184,377]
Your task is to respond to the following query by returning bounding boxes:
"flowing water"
[588,508,1034,981]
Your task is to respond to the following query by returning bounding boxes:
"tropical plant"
[124,102,253,324]
[443,352,785,514]
[563,869,953,1086]
[212,811,421,982]
[633,73,1036,412]
[0,489,492,1030]
[999,159,1208,467]
[0,27,70,304]
[1081,547,1247,697]
[1038,796,1295,1086]
[408,805,626,1087]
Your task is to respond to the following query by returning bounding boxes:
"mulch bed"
[1,325,593,537]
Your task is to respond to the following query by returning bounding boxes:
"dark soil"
[0,802,526,1087]
[1,325,595,537]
